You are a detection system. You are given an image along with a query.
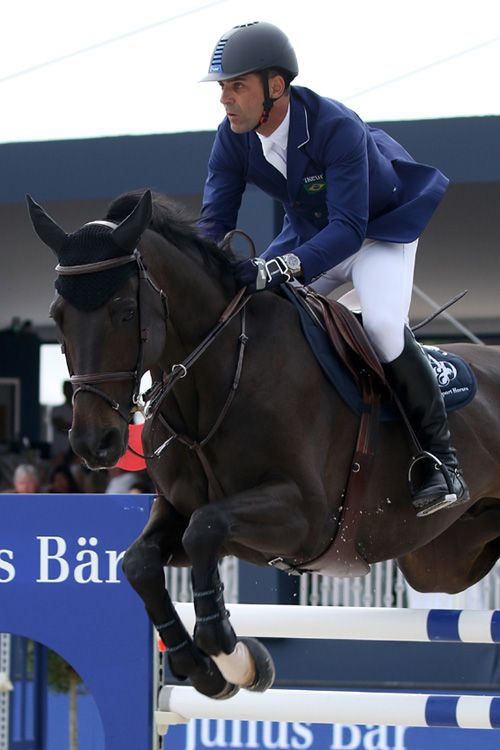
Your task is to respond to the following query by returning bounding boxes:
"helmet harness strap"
[253,70,277,130]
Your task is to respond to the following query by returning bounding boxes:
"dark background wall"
[0,115,499,339]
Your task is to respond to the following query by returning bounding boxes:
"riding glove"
[232,256,291,293]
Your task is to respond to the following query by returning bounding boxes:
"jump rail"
[174,602,500,643]
[156,686,500,734]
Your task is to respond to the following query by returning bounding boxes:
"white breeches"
[310,238,418,363]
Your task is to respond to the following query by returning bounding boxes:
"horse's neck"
[145,233,231,351]
[143,233,238,431]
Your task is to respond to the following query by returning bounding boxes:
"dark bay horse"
[28,190,500,699]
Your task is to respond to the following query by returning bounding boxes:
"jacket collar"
[286,91,311,201]
[288,91,310,151]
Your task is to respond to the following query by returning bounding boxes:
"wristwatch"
[282,253,302,277]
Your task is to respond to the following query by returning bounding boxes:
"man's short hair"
[267,68,293,93]
[14,464,40,482]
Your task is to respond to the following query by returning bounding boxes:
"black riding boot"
[383,328,470,517]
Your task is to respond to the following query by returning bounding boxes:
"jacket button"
[314,211,323,218]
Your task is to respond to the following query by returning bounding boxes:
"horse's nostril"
[98,429,121,456]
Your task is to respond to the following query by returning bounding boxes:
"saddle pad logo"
[424,346,476,411]
[428,353,457,387]
[303,174,326,194]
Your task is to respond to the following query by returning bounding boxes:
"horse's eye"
[110,297,137,324]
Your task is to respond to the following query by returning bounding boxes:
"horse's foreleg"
[122,494,237,698]
[182,478,308,691]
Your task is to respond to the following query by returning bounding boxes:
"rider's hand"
[232,256,291,293]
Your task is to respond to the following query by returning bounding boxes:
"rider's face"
[218,74,264,133]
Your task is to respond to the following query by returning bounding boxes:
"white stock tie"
[261,140,287,179]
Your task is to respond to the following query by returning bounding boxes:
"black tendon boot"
[383,328,470,517]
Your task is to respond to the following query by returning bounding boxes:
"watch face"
[284,253,301,272]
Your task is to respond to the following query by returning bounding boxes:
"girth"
[269,284,388,577]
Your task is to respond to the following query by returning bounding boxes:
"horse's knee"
[122,540,162,590]
[182,505,229,559]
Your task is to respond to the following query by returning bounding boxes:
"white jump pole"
[156,685,500,734]
[173,602,500,644]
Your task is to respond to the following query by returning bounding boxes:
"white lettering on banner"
[37,536,70,582]
[246,721,260,748]
[0,549,15,582]
[262,721,290,748]
[332,725,361,750]
[364,726,390,750]
[186,721,317,750]
[36,536,126,584]
[392,727,408,750]
[75,537,103,583]
[200,719,228,747]
[331,725,408,750]
[184,721,408,750]
[229,720,244,748]
[290,723,313,749]
[106,550,126,583]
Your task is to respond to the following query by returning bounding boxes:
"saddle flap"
[289,285,387,390]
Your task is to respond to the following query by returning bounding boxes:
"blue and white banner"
[0,493,153,750]
[166,718,500,750]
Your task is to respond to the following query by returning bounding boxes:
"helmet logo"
[209,39,228,73]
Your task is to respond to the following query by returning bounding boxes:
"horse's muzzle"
[69,425,127,469]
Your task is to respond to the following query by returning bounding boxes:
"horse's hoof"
[190,654,239,700]
[212,681,240,700]
[239,637,275,692]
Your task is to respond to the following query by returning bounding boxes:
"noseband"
[58,222,252,486]
[57,223,168,422]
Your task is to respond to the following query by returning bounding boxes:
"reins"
[57,243,251,499]
[141,288,249,456]
[136,290,250,501]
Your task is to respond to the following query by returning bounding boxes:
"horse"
[28,189,500,700]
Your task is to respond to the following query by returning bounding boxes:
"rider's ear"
[112,190,153,253]
[26,195,67,257]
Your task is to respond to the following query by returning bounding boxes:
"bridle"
[56,221,169,423]
[56,223,251,486]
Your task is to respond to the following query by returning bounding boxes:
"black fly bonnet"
[55,222,138,310]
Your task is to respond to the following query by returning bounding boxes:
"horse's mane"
[105,191,233,275]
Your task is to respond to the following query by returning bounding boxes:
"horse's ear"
[112,190,153,252]
[26,195,67,257]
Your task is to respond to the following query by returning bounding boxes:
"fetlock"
[192,578,237,655]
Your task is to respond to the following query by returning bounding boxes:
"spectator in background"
[105,467,139,494]
[128,476,155,494]
[11,464,41,493]
[46,464,81,493]
[51,380,73,462]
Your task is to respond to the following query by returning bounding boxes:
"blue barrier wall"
[0,493,153,750]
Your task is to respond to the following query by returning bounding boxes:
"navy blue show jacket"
[200,86,449,283]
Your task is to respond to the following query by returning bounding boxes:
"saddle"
[283,285,476,419]
[284,284,388,405]
[273,285,476,578]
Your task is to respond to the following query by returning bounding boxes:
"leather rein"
[57,231,251,496]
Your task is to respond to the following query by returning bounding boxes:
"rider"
[198,21,470,517]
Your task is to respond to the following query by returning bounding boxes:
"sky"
[1,0,499,144]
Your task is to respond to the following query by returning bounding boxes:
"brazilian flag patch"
[303,175,326,194]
